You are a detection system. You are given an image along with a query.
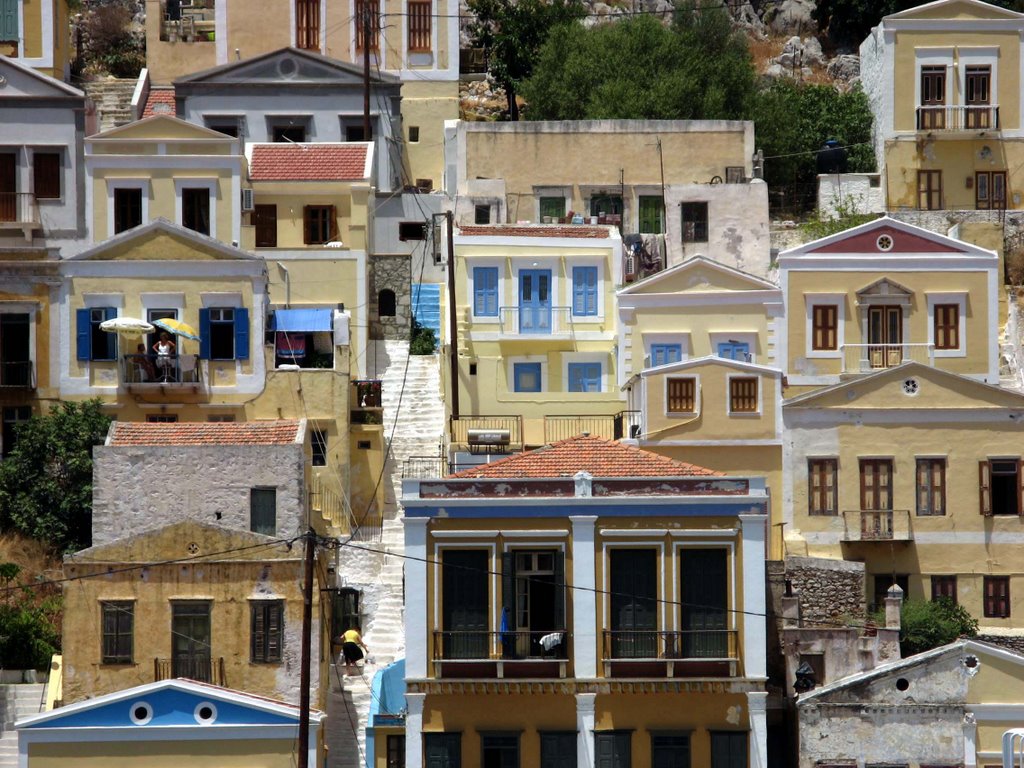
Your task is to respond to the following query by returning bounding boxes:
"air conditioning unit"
[241,188,254,212]
[467,428,510,446]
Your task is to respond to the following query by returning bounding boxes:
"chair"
[179,354,198,383]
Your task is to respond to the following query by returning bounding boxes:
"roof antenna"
[235,48,241,61]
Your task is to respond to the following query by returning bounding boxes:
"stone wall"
[369,254,412,341]
[785,556,866,624]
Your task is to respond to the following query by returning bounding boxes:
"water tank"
[817,139,848,175]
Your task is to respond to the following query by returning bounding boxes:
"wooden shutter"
[980,460,992,515]
[234,307,250,360]
[252,604,266,661]
[266,603,282,661]
[553,550,565,630]
[0,0,18,42]
[302,206,313,245]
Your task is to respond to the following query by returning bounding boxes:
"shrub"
[410,318,437,355]
[873,597,979,658]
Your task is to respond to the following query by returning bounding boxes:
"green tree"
[0,400,111,552]
[894,598,979,657]
[0,593,61,671]
[466,0,586,120]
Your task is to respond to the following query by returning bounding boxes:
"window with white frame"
[927,293,966,358]
[571,266,598,317]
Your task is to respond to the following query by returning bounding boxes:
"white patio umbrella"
[99,317,155,336]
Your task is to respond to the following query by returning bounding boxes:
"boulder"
[827,54,861,85]
[765,0,818,36]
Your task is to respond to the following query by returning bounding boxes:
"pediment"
[620,256,779,297]
[781,217,994,259]
[69,520,294,562]
[887,0,1023,21]
[68,220,260,262]
[855,277,914,302]
[174,47,399,87]
[0,57,84,100]
[90,115,231,141]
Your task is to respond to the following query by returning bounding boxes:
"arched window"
[378,289,397,317]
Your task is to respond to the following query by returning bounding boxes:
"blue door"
[519,270,552,333]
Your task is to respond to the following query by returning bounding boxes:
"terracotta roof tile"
[249,143,369,182]
[141,88,176,119]
[109,420,301,446]
[459,225,613,239]
[448,435,720,479]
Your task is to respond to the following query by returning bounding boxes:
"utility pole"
[362,3,372,140]
[297,529,316,768]
[446,210,459,418]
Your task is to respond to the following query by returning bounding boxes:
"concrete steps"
[0,684,46,768]
[83,78,138,132]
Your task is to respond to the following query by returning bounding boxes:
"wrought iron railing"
[916,104,999,131]
[842,509,912,542]
[840,343,934,372]
[0,361,33,388]
[602,629,737,661]
[122,354,201,384]
[0,193,39,225]
[154,655,225,685]
[433,630,569,661]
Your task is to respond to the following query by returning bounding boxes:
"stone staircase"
[83,78,138,132]
[1001,288,1024,391]
[0,684,46,768]
[326,340,444,768]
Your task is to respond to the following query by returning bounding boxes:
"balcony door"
[680,549,728,658]
[867,306,902,368]
[0,313,30,387]
[519,269,552,334]
[503,550,565,658]
[0,154,15,222]
[441,549,488,659]
[610,549,657,658]
[919,65,946,129]
[172,601,212,681]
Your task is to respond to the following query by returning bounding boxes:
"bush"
[873,598,979,657]
[410,318,437,355]
[79,3,145,78]
[801,196,880,240]
[0,597,61,671]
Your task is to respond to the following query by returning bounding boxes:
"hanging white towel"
[539,632,563,651]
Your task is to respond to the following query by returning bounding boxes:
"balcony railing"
[122,354,201,385]
[0,193,39,227]
[842,509,912,542]
[154,656,225,685]
[841,343,934,373]
[351,379,383,425]
[498,306,574,336]
[916,104,1000,132]
[449,414,522,449]
[433,630,568,661]
[544,415,617,442]
[616,410,642,440]
[0,361,34,388]
[602,629,738,661]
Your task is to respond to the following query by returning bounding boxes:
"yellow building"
[0,0,72,80]
[447,224,626,453]
[401,435,770,768]
[860,0,1024,212]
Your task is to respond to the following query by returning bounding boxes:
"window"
[812,305,838,351]
[332,587,361,635]
[2,406,30,459]
[303,205,335,244]
[398,221,427,241]
[171,601,212,681]
[976,171,1007,210]
[0,0,19,42]
[717,342,750,361]
[378,289,396,318]
[76,307,118,362]
[408,126,420,143]
[425,733,462,768]
[984,576,1010,618]
[250,487,277,535]
[681,549,728,658]
[572,266,598,316]
[441,549,488,659]
[207,414,236,422]
[917,171,942,211]
[965,65,992,129]
[251,600,283,662]
[590,194,623,218]
[181,187,211,235]
[651,733,690,768]
[650,344,682,367]
[0,313,30,387]
[638,195,664,234]
[253,204,277,247]
[32,152,61,200]
[860,459,893,511]
[609,549,656,658]
[473,267,499,317]
[808,459,838,516]
[729,377,758,414]
[474,204,491,225]
[513,362,542,393]
[408,0,431,51]
[345,124,372,142]
[916,458,945,516]
[539,196,565,221]
[146,414,178,423]
[387,735,406,768]
[272,124,307,143]
[595,732,631,768]
[725,167,745,184]
[481,734,519,768]
[872,574,909,612]
[710,732,748,768]
[101,601,134,664]
[667,377,696,414]
[567,362,601,392]
[540,732,576,768]
[980,459,1022,516]
[355,0,381,52]
[918,65,946,129]
[205,118,240,138]
[681,202,708,243]
[200,307,249,361]
[113,187,143,233]
[312,428,328,466]
[295,0,320,49]
[931,575,957,604]
[933,304,959,350]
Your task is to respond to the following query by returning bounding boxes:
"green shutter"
[0,0,18,42]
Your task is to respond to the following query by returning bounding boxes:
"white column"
[405,517,430,679]
[571,516,598,680]
[747,691,768,768]
[576,692,597,768]
[405,692,426,768]
[738,514,767,680]
[963,712,978,768]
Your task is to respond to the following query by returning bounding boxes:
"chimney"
[884,584,904,630]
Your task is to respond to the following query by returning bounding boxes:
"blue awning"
[270,308,333,333]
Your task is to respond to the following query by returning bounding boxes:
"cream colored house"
[0,0,73,80]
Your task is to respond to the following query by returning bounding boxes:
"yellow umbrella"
[152,318,201,341]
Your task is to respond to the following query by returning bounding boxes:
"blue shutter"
[198,309,211,359]
[473,267,497,317]
[513,362,542,393]
[0,0,18,42]
[718,342,750,361]
[651,344,682,367]
[234,307,250,360]
[573,267,598,316]
[568,363,583,392]
[568,362,601,392]
[76,308,91,361]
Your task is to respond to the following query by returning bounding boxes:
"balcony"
[916,105,999,132]
[159,1,216,42]
[154,655,225,685]
[543,411,642,443]
[840,343,934,373]
[0,361,33,388]
[432,630,569,678]
[449,414,522,451]
[601,630,739,678]
[842,509,912,542]
[122,354,201,390]
[351,379,383,425]
[0,193,40,241]
[498,306,574,337]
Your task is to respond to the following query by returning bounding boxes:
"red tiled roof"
[141,88,176,119]
[109,420,301,446]
[249,144,369,182]
[448,435,721,479]
[459,225,613,239]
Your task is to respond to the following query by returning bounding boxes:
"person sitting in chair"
[135,343,156,382]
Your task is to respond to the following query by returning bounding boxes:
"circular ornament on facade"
[194,701,218,725]
[876,234,894,252]
[902,378,920,396]
[130,701,153,725]
[277,57,299,78]
[187,542,200,555]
